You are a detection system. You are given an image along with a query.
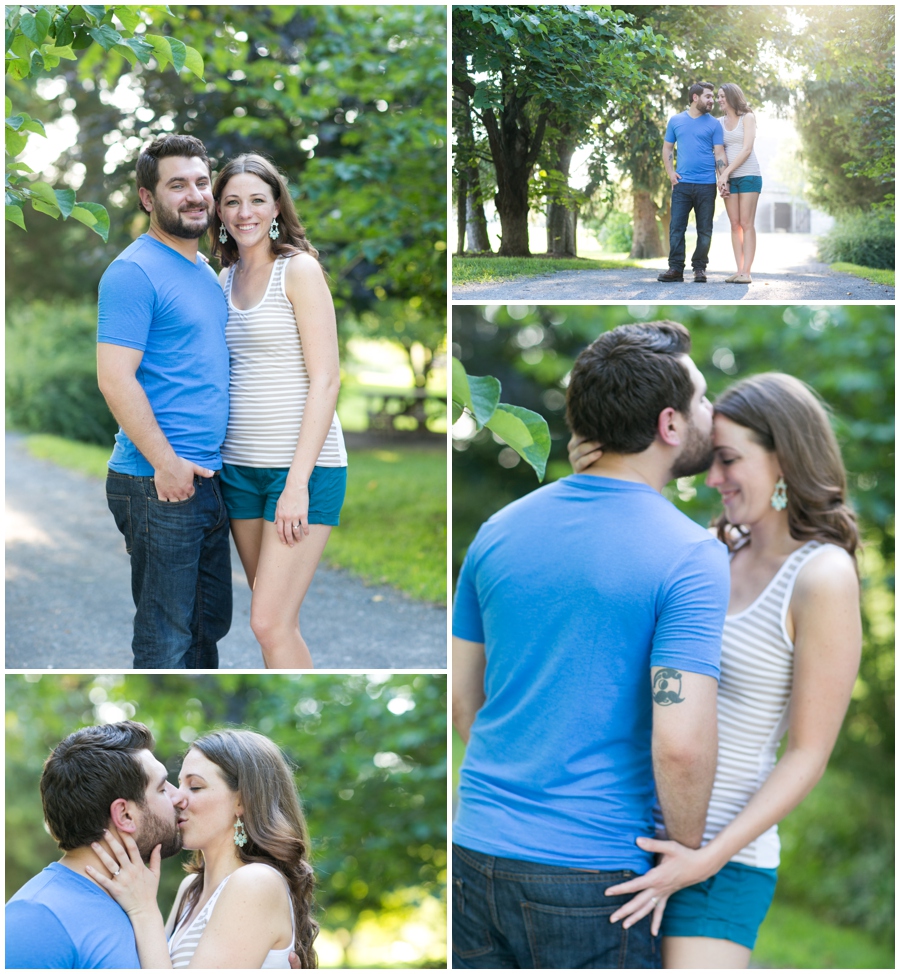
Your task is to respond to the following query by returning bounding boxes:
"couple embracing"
[6,720,315,968]
[452,321,861,968]
[98,134,346,670]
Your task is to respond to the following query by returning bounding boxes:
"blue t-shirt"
[453,475,729,872]
[97,234,229,476]
[5,861,140,968]
[664,111,724,184]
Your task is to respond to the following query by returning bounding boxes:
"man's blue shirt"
[664,111,724,183]
[5,862,140,968]
[453,474,729,872]
[97,234,229,476]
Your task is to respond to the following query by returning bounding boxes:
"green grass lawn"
[452,254,641,285]
[830,262,895,287]
[23,434,446,604]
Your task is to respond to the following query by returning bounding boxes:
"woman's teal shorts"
[729,174,763,194]
[661,861,777,950]
[220,463,347,524]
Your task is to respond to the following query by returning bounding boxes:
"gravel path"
[453,233,893,302]
[5,434,446,670]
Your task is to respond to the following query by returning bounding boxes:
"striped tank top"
[168,865,295,968]
[221,255,347,468]
[703,540,835,868]
[719,114,761,178]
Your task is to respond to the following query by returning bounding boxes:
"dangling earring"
[269,216,280,240]
[219,224,228,244]
[233,816,247,847]
[770,477,788,511]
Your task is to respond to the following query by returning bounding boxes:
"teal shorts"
[220,463,347,524]
[729,174,763,194]
[661,861,777,950]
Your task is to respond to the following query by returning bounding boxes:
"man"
[452,321,730,969]
[658,82,727,283]
[97,134,231,668]
[6,721,182,968]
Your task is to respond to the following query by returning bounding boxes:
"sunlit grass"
[452,254,641,285]
[23,435,447,602]
[830,262,894,286]
[754,899,893,969]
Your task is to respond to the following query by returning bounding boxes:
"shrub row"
[817,210,895,269]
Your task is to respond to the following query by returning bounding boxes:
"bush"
[6,301,117,445]
[594,210,634,254]
[817,210,895,269]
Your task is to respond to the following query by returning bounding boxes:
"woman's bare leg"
[737,192,760,275]
[249,523,333,668]
[229,518,265,589]
[663,936,752,969]
[723,193,743,273]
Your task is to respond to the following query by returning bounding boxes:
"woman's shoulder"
[792,543,858,604]
[227,862,289,897]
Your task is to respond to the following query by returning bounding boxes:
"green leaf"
[81,6,107,24]
[121,34,154,64]
[182,44,204,80]
[6,113,25,131]
[451,357,500,429]
[451,399,463,424]
[7,161,34,173]
[54,19,75,47]
[145,33,172,70]
[4,97,10,117]
[70,200,109,241]
[19,9,52,45]
[40,44,77,61]
[167,36,186,72]
[21,119,47,137]
[6,202,26,228]
[6,127,28,157]
[54,187,76,218]
[31,196,60,218]
[113,6,143,32]
[27,181,60,205]
[88,23,123,51]
[486,403,551,481]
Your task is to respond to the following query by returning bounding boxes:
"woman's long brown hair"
[713,372,859,565]
[178,730,319,968]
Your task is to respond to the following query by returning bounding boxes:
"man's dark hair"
[40,720,154,851]
[688,81,715,103]
[135,134,211,213]
[566,321,695,454]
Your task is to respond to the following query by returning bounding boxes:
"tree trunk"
[546,134,577,256]
[466,191,491,252]
[630,189,664,258]
[456,171,468,256]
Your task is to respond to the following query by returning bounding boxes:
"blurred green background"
[6,673,447,969]
[451,303,894,968]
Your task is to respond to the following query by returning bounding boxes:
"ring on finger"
[650,896,659,906]
[112,867,121,877]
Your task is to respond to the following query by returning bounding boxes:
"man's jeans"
[106,471,232,668]
[452,845,661,969]
[668,181,717,271]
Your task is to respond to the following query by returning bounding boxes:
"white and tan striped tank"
[703,539,837,868]
[719,114,761,178]
[221,254,347,469]
[168,866,295,968]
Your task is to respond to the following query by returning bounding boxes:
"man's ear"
[138,187,154,215]
[657,406,682,447]
[109,798,138,835]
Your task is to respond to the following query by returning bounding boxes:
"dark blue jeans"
[452,845,661,969]
[668,181,717,271]
[106,471,232,668]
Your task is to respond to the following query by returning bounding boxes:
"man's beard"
[696,101,711,115]
[670,418,714,479]
[134,806,183,861]
[153,198,210,239]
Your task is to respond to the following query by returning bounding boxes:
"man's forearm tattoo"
[653,668,684,705]
[716,158,726,174]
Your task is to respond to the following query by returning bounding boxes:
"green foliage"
[323,448,447,603]
[5,673,447,966]
[5,5,204,239]
[452,357,550,480]
[6,300,118,444]
[829,263,895,287]
[593,210,633,254]
[452,255,640,285]
[817,212,895,270]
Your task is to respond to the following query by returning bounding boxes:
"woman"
[717,83,762,284]
[213,154,347,668]
[571,373,861,968]
[87,730,317,969]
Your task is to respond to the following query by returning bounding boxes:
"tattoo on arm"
[653,668,685,706]
[716,158,726,174]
